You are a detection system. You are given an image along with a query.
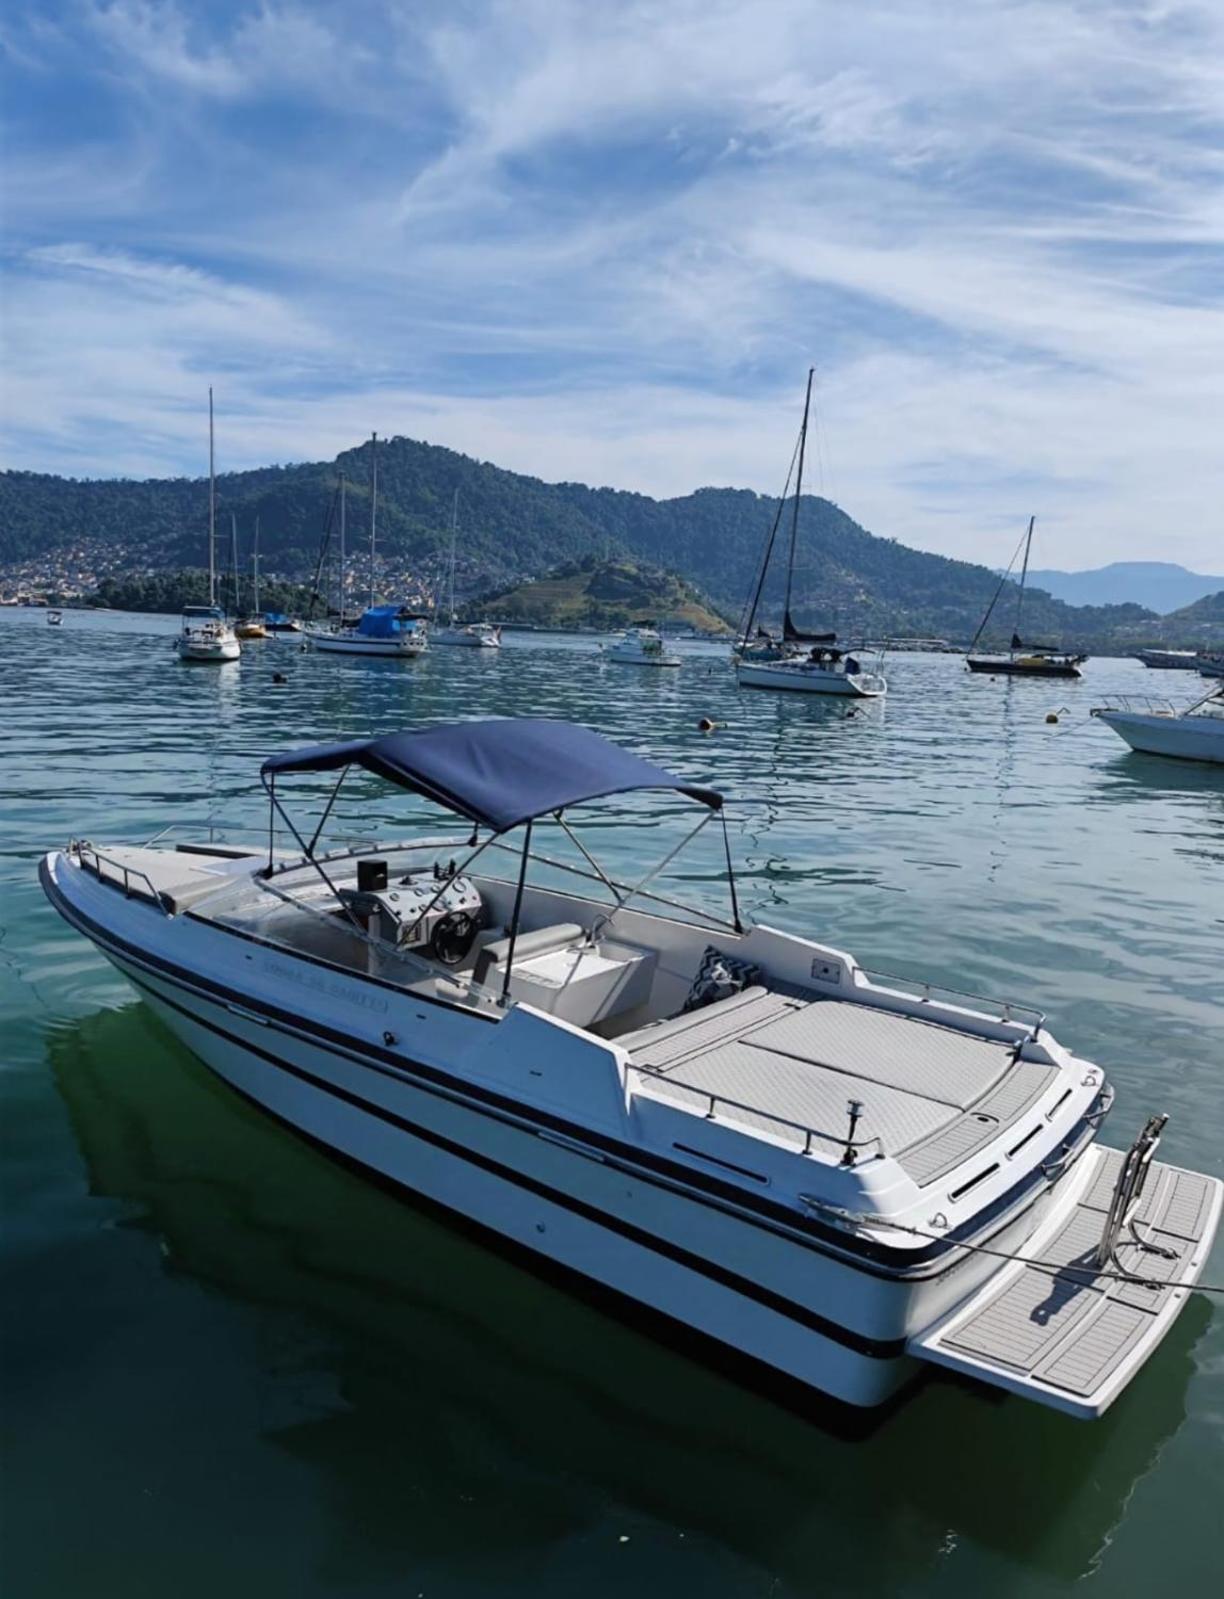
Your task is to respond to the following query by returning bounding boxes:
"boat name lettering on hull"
[262,954,390,1014]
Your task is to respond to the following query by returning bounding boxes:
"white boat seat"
[472,922,586,988]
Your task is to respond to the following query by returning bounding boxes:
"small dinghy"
[46,609,63,627]
[40,717,1220,1417]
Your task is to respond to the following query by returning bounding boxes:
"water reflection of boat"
[44,1000,1211,1588]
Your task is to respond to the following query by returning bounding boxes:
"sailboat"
[308,435,429,658]
[235,516,268,639]
[433,491,502,648]
[966,518,1086,678]
[735,370,886,698]
[176,390,241,664]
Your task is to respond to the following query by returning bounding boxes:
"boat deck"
[622,987,1056,1178]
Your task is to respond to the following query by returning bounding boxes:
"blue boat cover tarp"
[261,718,722,833]
[356,604,426,639]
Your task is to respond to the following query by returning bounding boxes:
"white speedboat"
[46,609,63,627]
[605,627,680,666]
[176,605,241,663]
[1092,686,1224,764]
[736,643,886,698]
[434,622,502,649]
[39,718,1220,1417]
[308,605,429,657]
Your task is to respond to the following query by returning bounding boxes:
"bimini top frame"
[258,719,743,992]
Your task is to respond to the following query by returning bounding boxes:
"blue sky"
[2,0,1223,569]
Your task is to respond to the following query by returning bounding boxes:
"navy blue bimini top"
[261,718,722,834]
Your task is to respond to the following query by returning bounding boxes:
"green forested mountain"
[481,557,730,631]
[0,434,1174,646]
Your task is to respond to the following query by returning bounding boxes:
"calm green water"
[2,606,1222,1597]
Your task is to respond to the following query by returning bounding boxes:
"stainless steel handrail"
[72,840,171,915]
[858,966,1045,1029]
[629,1061,886,1163]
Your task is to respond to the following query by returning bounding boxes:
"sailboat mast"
[784,367,815,629]
[1012,515,1035,656]
[208,387,216,607]
[338,472,346,621]
[368,432,378,610]
[230,512,240,619]
[448,488,459,621]
[253,516,260,616]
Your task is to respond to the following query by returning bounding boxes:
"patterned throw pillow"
[681,945,762,1013]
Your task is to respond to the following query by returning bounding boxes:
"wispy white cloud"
[2,0,1223,569]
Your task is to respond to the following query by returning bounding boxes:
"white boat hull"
[736,660,885,697]
[1095,709,1224,764]
[177,636,240,662]
[309,632,426,657]
[42,842,1218,1419]
[433,631,501,649]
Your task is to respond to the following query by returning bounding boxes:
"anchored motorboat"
[1199,653,1224,679]
[177,389,240,664]
[46,609,63,627]
[1092,685,1224,764]
[605,627,681,667]
[39,717,1220,1417]
[734,370,887,698]
[966,518,1086,679]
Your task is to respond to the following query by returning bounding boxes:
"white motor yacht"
[1092,685,1224,764]
[605,627,681,666]
[176,605,241,663]
[39,718,1220,1417]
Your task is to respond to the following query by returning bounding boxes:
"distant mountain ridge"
[1026,562,1224,614]
[0,438,1216,647]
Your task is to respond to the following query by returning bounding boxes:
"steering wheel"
[429,910,479,967]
